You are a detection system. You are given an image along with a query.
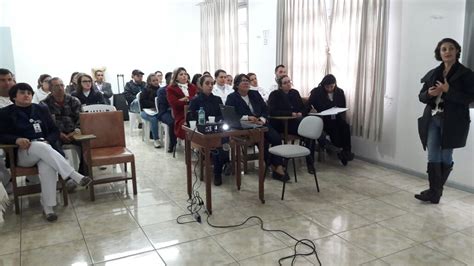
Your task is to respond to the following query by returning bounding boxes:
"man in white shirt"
[267,64,288,100]
[212,69,233,103]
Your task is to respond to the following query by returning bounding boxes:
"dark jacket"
[139,85,159,110]
[418,62,474,149]
[225,90,268,118]
[41,94,82,134]
[72,89,105,105]
[0,104,63,165]
[93,82,113,104]
[157,86,170,120]
[124,80,146,105]
[267,89,306,117]
[189,92,223,121]
[308,86,347,121]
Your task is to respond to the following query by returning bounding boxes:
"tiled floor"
[1,124,473,265]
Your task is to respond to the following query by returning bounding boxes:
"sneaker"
[79,176,93,187]
[154,140,162,148]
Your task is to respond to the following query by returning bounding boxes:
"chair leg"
[281,181,287,200]
[309,155,320,192]
[292,158,297,183]
[131,161,137,195]
[60,176,68,206]
[89,182,95,201]
[242,146,248,174]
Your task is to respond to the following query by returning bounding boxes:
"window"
[238,2,248,74]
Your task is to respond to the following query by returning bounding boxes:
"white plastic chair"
[268,116,324,200]
[82,104,116,113]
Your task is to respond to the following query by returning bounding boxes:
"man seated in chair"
[41,77,85,191]
[0,83,92,222]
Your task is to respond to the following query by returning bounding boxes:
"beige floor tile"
[378,213,456,242]
[342,198,407,222]
[382,244,466,266]
[73,197,128,219]
[459,226,473,237]
[129,202,184,227]
[21,239,91,266]
[424,232,473,265]
[157,237,235,265]
[20,205,77,229]
[21,221,83,251]
[78,210,139,238]
[120,189,172,208]
[412,204,474,231]
[143,220,209,249]
[338,224,416,257]
[0,232,20,256]
[265,216,333,246]
[94,251,165,266]
[377,190,436,213]
[0,210,22,234]
[85,228,153,263]
[304,206,372,233]
[0,252,20,266]
[304,235,376,266]
[199,208,259,235]
[360,259,390,266]
[236,200,298,222]
[341,178,401,197]
[375,172,426,189]
[446,194,474,213]
[318,185,370,205]
[213,225,286,261]
[238,247,314,266]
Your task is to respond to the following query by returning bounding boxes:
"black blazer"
[93,82,113,104]
[308,86,347,121]
[72,89,105,105]
[189,92,223,121]
[267,89,306,117]
[139,86,159,110]
[418,62,474,149]
[225,90,268,118]
[157,86,171,120]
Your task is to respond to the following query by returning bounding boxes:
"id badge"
[33,123,42,133]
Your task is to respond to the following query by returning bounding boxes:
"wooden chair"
[0,144,68,214]
[75,111,137,201]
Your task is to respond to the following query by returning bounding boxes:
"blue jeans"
[427,115,453,164]
[140,111,159,140]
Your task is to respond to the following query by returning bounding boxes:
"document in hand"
[310,107,348,116]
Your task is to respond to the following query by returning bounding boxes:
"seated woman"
[157,84,177,153]
[308,74,354,165]
[166,67,198,141]
[189,75,228,186]
[225,74,288,182]
[0,83,91,222]
[140,74,162,148]
[33,74,51,103]
[267,75,315,174]
[72,74,105,105]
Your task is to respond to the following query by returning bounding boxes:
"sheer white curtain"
[276,0,329,96]
[200,0,239,74]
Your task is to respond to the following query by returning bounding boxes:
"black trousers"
[324,117,351,151]
[159,111,177,146]
[212,148,229,177]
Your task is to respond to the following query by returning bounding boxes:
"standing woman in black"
[415,38,474,204]
[308,74,354,165]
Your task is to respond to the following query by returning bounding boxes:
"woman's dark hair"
[434,38,461,61]
[76,74,93,93]
[171,67,188,86]
[9,83,34,102]
[319,74,337,87]
[199,74,213,87]
[165,72,172,85]
[276,75,290,89]
[69,72,79,85]
[37,74,51,89]
[146,73,158,88]
[202,71,211,76]
[214,69,226,78]
[191,73,202,86]
[247,72,256,78]
[232,73,250,91]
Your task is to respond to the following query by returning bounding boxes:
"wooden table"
[183,126,268,214]
[269,116,299,144]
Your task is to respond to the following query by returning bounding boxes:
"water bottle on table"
[198,107,206,125]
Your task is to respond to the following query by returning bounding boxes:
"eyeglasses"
[240,79,249,83]
[81,80,92,83]
[282,80,292,85]
[96,74,104,77]
[204,81,213,85]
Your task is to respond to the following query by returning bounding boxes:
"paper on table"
[310,107,348,116]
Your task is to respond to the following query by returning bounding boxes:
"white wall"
[0,0,201,93]
[352,0,473,191]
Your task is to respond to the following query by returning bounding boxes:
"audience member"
[93,69,113,105]
[0,68,15,198]
[248,72,268,100]
[140,74,162,148]
[32,74,51,103]
[166,67,197,140]
[266,64,287,101]
[225,74,288,182]
[308,74,354,165]
[212,69,233,103]
[65,72,79,94]
[226,74,233,86]
[72,74,105,105]
[189,75,227,185]
[164,72,173,86]
[155,71,164,87]
[124,70,146,113]
[0,83,92,221]
[191,73,202,90]
[157,78,177,153]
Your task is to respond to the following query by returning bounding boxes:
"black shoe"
[214,175,222,186]
[223,162,232,176]
[307,165,315,174]
[345,151,355,161]
[167,144,176,153]
[414,191,433,202]
[43,212,58,222]
[79,176,93,187]
[138,123,143,129]
[272,171,290,182]
[337,152,348,166]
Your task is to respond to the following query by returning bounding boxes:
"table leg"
[283,120,288,144]
[236,142,241,190]
[258,131,265,204]
[204,148,213,214]
[185,138,192,199]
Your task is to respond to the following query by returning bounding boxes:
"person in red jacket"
[166,67,197,140]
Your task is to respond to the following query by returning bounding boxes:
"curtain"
[464,0,473,70]
[276,0,329,96]
[200,0,239,74]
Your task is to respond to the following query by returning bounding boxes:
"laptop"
[220,105,263,129]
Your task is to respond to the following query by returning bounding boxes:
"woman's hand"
[428,86,442,97]
[179,96,189,102]
[435,78,449,93]
[248,116,258,123]
[15,138,31,150]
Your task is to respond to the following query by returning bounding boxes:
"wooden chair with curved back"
[74,110,137,201]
